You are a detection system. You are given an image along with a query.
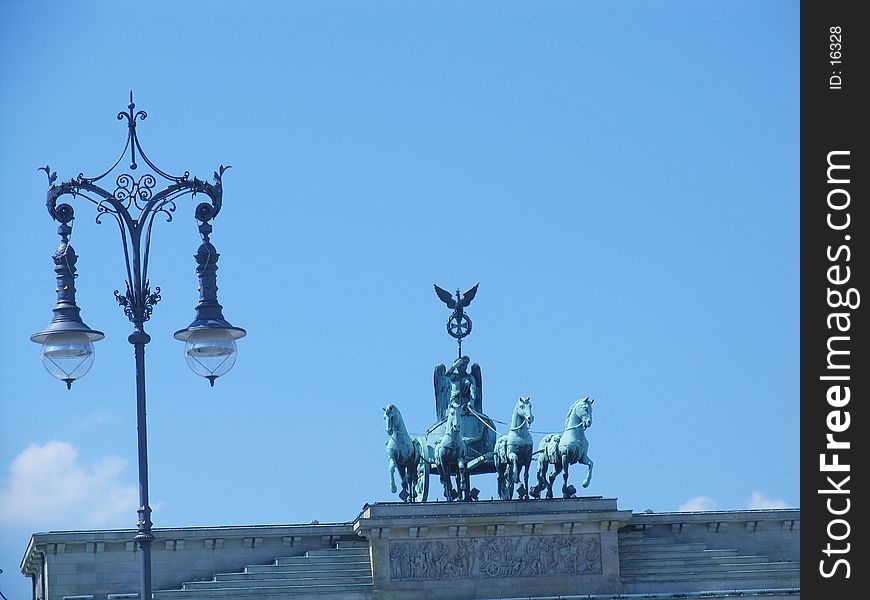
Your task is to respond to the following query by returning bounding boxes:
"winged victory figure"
[434,355,483,420]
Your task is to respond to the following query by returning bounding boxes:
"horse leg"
[401,461,412,502]
[515,460,525,500]
[509,450,521,485]
[456,457,467,501]
[547,458,561,499]
[580,454,594,488]
[498,460,508,500]
[534,457,549,498]
[521,460,531,500]
[441,463,454,501]
[545,470,555,499]
[561,450,571,498]
[388,457,398,494]
[544,457,554,498]
[445,463,455,501]
[506,460,515,500]
[435,450,451,501]
[398,464,411,502]
[408,460,418,502]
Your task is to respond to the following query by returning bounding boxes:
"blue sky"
[0,1,798,597]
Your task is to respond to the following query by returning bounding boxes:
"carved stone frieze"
[388,533,602,580]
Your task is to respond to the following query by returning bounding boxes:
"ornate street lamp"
[31,93,245,599]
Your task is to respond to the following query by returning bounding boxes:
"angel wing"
[470,362,483,413]
[459,283,479,308]
[434,363,450,419]
[434,284,456,309]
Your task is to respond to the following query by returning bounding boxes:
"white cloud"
[0,441,137,529]
[745,491,791,509]
[678,495,718,512]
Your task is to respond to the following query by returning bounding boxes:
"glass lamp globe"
[41,332,96,389]
[183,328,238,386]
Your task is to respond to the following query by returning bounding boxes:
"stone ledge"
[359,496,617,519]
[626,509,799,529]
[356,499,630,540]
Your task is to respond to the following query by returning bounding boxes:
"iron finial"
[434,283,479,357]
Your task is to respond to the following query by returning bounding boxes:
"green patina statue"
[384,404,421,502]
[531,397,595,499]
[494,396,535,500]
[529,433,562,499]
[434,401,470,501]
[434,355,482,420]
[382,283,597,503]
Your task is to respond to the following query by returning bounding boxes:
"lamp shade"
[32,322,104,389]
[174,321,246,386]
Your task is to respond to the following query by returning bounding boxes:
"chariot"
[413,375,499,502]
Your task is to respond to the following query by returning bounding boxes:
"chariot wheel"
[416,458,430,502]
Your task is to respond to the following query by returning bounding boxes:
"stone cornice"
[626,508,800,531]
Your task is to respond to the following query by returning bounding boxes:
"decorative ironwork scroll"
[39,92,228,326]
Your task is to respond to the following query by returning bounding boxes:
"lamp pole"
[31,93,245,599]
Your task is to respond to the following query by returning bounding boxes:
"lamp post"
[31,94,245,599]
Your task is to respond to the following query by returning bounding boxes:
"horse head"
[565,397,593,431]
[513,396,534,429]
[384,404,401,435]
[445,402,461,434]
[577,397,593,429]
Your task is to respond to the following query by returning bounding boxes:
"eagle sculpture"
[434,283,479,318]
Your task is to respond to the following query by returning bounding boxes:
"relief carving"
[388,534,601,580]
